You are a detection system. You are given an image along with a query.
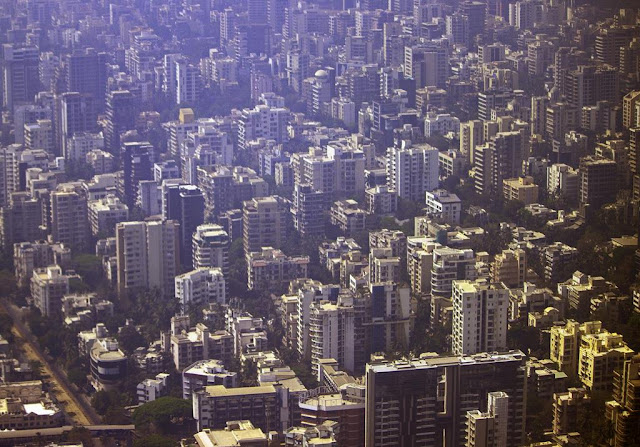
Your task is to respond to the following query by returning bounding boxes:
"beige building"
[606,355,640,447]
[13,240,71,287]
[164,315,233,371]
[193,385,279,432]
[491,248,526,288]
[193,420,268,447]
[503,176,539,204]
[406,236,440,296]
[88,194,129,236]
[247,247,309,292]
[330,199,366,236]
[578,330,634,392]
[242,196,288,258]
[550,320,603,377]
[365,185,397,215]
[623,91,640,129]
[31,265,71,317]
[51,183,90,251]
[553,388,590,436]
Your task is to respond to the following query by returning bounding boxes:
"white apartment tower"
[452,280,509,356]
[116,220,180,297]
[386,144,439,201]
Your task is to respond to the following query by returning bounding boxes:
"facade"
[166,315,233,371]
[503,176,540,204]
[466,391,509,447]
[452,280,509,355]
[425,189,462,224]
[550,320,603,377]
[51,183,90,251]
[365,352,526,447]
[291,183,326,237]
[308,294,365,375]
[115,220,180,297]
[243,196,289,257]
[137,373,169,404]
[578,330,634,392]
[175,268,226,309]
[30,265,70,317]
[88,195,129,236]
[192,224,230,277]
[553,387,590,436]
[89,338,127,391]
[247,247,309,292]
[386,144,439,201]
[329,200,366,236]
[491,248,526,288]
[193,385,279,432]
[431,247,477,296]
[182,359,237,400]
[365,186,397,215]
[606,355,640,447]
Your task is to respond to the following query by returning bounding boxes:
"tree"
[117,325,147,354]
[133,435,177,447]
[132,397,193,434]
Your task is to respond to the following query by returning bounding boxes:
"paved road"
[1,300,102,426]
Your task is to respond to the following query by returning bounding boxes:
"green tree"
[133,435,177,447]
[132,397,193,434]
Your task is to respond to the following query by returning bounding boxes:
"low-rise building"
[0,397,64,430]
[503,176,540,204]
[89,338,127,391]
[553,388,590,436]
[88,195,129,236]
[425,189,462,224]
[193,385,279,432]
[137,373,170,404]
[247,247,309,292]
[364,186,397,215]
[164,315,233,371]
[329,200,366,236]
[30,265,71,317]
[14,241,71,287]
[526,358,568,400]
[193,420,268,447]
[183,359,237,400]
[175,268,226,309]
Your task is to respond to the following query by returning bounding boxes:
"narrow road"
[1,300,102,426]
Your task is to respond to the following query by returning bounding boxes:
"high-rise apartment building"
[122,141,154,209]
[452,279,509,355]
[579,155,618,211]
[192,224,230,277]
[51,183,90,252]
[606,355,640,447]
[291,183,326,237]
[431,247,477,296]
[243,196,289,257]
[164,184,205,267]
[2,44,40,112]
[386,144,439,202]
[308,293,365,375]
[365,351,526,447]
[65,48,108,111]
[466,391,509,447]
[116,220,180,297]
[105,90,136,152]
[474,131,525,196]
